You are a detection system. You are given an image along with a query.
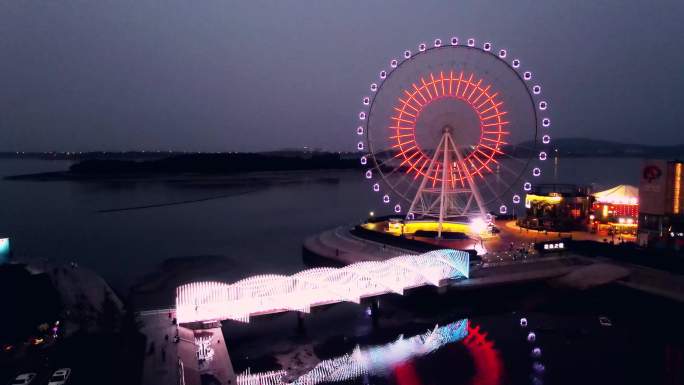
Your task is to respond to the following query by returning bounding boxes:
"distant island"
[2,139,683,181]
[3,151,361,181]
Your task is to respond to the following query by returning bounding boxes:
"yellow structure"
[363,220,490,238]
[524,194,562,208]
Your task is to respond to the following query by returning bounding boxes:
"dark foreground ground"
[223,282,683,385]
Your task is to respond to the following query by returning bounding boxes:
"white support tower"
[407,126,488,237]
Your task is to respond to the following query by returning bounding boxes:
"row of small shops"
[519,160,683,250]
[519,184,639,235]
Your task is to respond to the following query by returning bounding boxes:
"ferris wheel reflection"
[236,319,503,385]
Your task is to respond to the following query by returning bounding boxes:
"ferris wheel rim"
[358,38,550,215]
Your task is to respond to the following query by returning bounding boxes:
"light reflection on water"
[236,319,472,385]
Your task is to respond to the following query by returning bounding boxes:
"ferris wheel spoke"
[401,168,424,198]
[496,150,530,167]
[509,142,543,158]
[372,151,413,171]
[496,159,532,190]
[360,40,548,223]
[478,173,503,204]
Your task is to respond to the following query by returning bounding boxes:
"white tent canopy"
[593,185,639,204]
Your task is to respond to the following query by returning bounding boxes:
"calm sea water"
[0,157,644,290]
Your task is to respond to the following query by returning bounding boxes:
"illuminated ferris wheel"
[356,37,552,229]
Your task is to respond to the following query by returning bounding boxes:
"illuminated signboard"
[0,238,9,263]
[639,159,666,215]
[543,242,564,250]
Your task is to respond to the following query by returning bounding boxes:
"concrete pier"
[197,327,236,385]
[303,226,414,264]
[138,312,236,385]
[139,312,197,385]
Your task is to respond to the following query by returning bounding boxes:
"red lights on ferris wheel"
[357,35,553,213]
[389,70,509,185]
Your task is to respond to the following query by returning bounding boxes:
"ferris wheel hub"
[357,37,552,234]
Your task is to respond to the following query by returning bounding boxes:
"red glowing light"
[462,322,504,385]
[390,71,508,184]
[394,361,422,385]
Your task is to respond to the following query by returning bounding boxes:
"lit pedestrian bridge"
[176,249,469,324]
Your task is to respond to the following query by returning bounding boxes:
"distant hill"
[513,138,684,159]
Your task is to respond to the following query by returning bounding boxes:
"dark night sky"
[1,0,683,152]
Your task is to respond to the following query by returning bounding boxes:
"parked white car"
[9,373,36,385]
[47,368,71,385]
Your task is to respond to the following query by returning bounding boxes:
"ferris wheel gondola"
[356,37,551,235]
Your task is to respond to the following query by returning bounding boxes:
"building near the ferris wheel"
[356,36,553,240]
[588,184,640,238]
[637,159,684,249]
[517,184,592,231]
[518,183,641,235]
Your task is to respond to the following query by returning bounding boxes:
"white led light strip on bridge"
[176,249,469,324]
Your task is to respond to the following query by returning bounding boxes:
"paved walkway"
[139,312,200,385]
[197,327,235,385]
[138,311,237,385]
[303,226,414,264]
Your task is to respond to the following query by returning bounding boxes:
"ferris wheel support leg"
[449,135,488,219]
[407,134,444,221]
[438,132,451,238]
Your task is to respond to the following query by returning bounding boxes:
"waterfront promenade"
[138,230,684,385]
